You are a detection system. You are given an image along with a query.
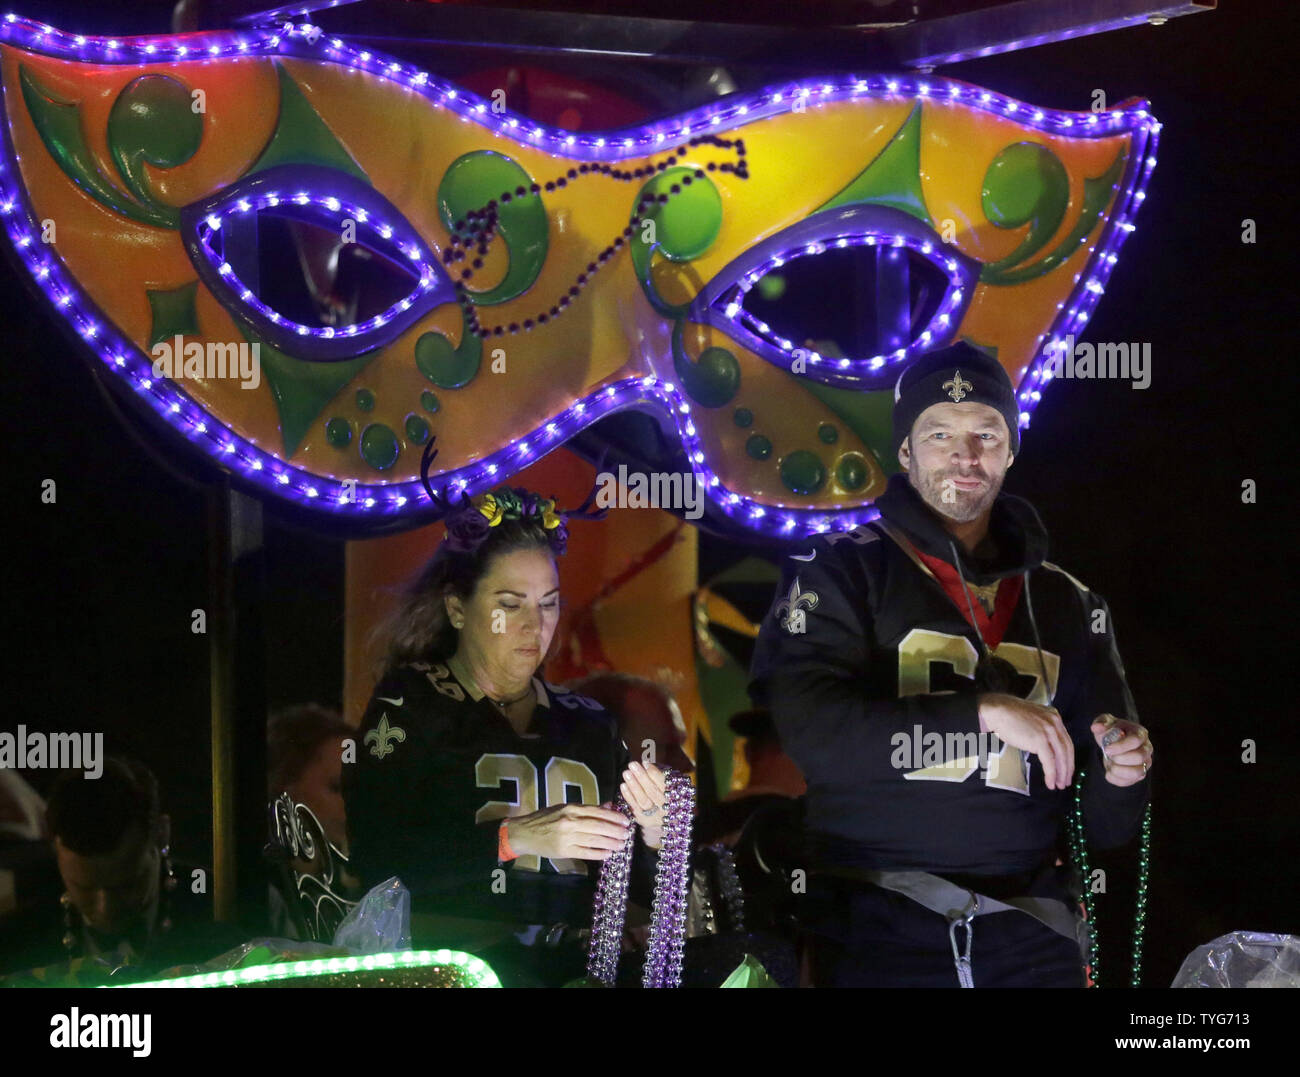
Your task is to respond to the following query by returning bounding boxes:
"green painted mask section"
[242,327,378,456]
[733,407,753,428]
[107,75,202,222]
[436,151,547,305]
[355,387,375,412]
[779,449,826,495]
[796,378,895,475]
[982,149,1126,286]
[836,452,869,490]
[360,423,400,470]
[415,306,482,389]
[816,103,930,225]
[404,413,431,444]
[325,417,352,447]
[631,168,721,317]
[979,142,1070,278]
[248,63,368,183]
[420,390,441,414]
[745,434,772,461]
[18,66,180,229]
[817,422,839,444]
[146,280,200,347]
[671,319,739,408]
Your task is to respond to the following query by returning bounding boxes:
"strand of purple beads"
[641,770,695,987]
[585,768,695,987]
[585,799,635,985]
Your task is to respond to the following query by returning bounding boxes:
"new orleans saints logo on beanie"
[891,341,1021,458]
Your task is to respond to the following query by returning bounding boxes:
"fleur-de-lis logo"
[774,576,819,635]
[364,715,406,760]
[943,370,973,402]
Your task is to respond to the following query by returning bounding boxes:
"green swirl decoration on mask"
[436,151,547,305]
[980,143,1127,286]
[671,318,739,409]
[107,75,203,227]
[631,167,721,317]
[415,304,482,389]
[19,67,199,229]
[979,142,1070,278]
[982,148,1127,286]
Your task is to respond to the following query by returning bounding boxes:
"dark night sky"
[1,1,1293,987]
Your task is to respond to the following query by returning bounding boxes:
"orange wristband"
[498,819,518,862]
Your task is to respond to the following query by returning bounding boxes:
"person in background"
[567,672,695,776]
[726,708,806,800]
[268,703,354,858]
[2,756,242,980]
[694,708,805,847]
[266,704,359,938]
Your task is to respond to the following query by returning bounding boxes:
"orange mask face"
[0,17,1158,537]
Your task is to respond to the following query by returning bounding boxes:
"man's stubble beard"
[910,464,1005,523]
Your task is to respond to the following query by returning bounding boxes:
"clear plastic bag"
[154,877,411,979]
[331,875,410,954]
[1171,931,1300,988]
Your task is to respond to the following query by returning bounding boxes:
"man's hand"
[505,803,631,861]
[977,693,1075,790]
[1090,713,1153,787]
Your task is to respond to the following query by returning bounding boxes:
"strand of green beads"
[1068,768,1100,988]
[1130,804,1152,988]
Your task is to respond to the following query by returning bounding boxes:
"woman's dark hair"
[46,756,161,857]
[374,514,561,676]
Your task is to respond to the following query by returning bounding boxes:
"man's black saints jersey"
[343,659,643,927]
[748,473,1149,881]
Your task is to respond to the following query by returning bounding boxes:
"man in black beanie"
[748,340,1153,987]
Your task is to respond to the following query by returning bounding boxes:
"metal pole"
[206,476,237,922]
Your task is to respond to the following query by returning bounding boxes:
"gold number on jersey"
[475,754,600,874]
[896,628,1060,795]
[544,758,602,875]
[475,753,542,871]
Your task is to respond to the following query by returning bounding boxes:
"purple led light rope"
[181,163,456,360]
[0,14,1159,533]
[586,768,695,988]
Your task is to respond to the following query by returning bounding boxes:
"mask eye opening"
[722,238,957,366]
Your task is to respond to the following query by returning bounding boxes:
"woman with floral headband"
[342,482,667,986]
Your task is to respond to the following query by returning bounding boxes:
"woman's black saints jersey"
[343,659,634,927]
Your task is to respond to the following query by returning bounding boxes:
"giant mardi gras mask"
[0,16,1158,537]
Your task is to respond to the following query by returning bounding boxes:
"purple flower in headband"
[421,436,609,557]
[443,500,494,553]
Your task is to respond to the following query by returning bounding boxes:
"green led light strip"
[108,948,501,989]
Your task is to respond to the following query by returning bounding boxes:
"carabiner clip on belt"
[948,894,979,988]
